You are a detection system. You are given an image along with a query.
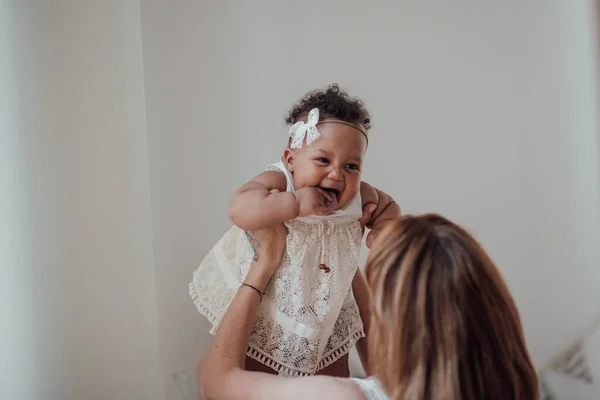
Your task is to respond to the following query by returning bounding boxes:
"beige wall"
[3,1,161,399]
[140,1,600,398]
[4,1,598,399]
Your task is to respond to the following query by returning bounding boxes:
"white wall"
[2,1,161,399]
[1,2,38,399]
[5,1,596,398]
[139,2,249,397]
[140,1,600,394]
[515,0,600,362]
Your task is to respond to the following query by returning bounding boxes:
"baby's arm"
[360,182,402,249]
[228,171,297,231]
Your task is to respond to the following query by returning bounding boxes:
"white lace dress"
[190,161,365,376]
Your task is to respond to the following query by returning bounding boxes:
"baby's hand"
[360,202,383,249]
[293,187,337,217]
[359,184,401,248]
[359,203,378,233]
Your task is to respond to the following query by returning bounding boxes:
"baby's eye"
[345,164,359,171]
[316,157,329,164]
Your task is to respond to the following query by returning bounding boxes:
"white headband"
[288,108,321,149]
[288,108,369,149]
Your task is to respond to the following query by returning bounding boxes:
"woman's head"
[282,84,370,210]
[365,214,539,400]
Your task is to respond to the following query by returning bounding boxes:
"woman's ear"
[283,148,295,172]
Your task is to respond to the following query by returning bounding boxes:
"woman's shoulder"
[299,377,369,400]
[348,377,389,400]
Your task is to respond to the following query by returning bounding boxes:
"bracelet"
[240,283,265,302]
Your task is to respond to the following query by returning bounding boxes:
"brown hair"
[285,83,371,130]
[365,214,539,400]
[284,84,371,149]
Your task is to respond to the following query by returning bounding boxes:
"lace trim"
[190,280,218,323]
[317,328,365,371]
[246,346,311,377]
[189,280,223,335]
[245,327,365,377]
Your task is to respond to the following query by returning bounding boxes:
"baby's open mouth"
[319,187,341,208]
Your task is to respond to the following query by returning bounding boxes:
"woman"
[199,214,539,399]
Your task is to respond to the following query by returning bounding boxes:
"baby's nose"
[328,166,343,181]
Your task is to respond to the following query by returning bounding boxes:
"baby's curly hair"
[285,84,371,130]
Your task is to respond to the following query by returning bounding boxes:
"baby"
[190,84,400,377]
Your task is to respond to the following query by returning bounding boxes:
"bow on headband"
[288,108,321,149]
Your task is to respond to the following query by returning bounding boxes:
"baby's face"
[284,122,367,210]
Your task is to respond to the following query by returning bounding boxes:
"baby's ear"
[283,148,296,172]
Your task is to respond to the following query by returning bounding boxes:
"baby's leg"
[315,353,350,377]
[245,355,277,375]
[244,354,350,377]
